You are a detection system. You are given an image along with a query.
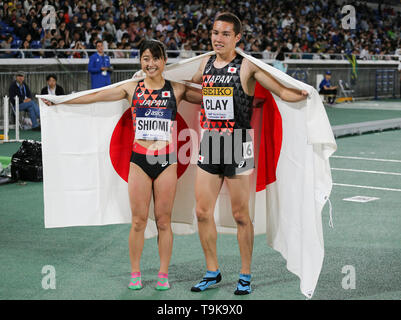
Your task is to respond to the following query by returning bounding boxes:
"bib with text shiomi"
[135,107,172,141]
[202,86,234,120]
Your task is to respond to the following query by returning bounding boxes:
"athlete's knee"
[131,211,148,232]
[195,204,213,223]
[155,214,171,232]
[232,203,250,226]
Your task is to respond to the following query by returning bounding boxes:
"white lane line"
[333,183,401,192]
[332,168,401,176]
[331,155,401,163]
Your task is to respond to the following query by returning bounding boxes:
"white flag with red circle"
[37,49,336,298]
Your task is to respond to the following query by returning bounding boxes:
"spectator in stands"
[27,21,42,41]
[19,39,33,58]
[56,39,68,58]
[0,35,15,58]
[56,9,66,25]
[156,19,169,33]
[123,43,131,58]
[15,19,29,40]
[83,21,92,45]
[70,40,87,59]
[113,42,125,58]
[70,30,83,49]
[8,71,41,131]
[26,7,38,25]
[179,41,195,59]
[105,17,117,38]
[132,28,145,49]
[44,37,58,58]
[167,38,179,58]
[42,30,53,49]
[115,5,126,21]
[87,33,100,52]
[262,45,273,60]
[116,22,128,43]
[58,22,70,45]
[144,28,154,41]
[41,74,65,96]
[88,40,112,89]
[319,70,338,104]
[272,50,288,73]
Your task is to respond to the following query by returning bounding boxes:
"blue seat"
[130,50,139,58]
[11,40,22,48]
[4,26,14,33]
[31,40,42,49]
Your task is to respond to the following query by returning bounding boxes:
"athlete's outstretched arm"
[183,85,202,104]
[253,67,308,103]
[42,82,132,105]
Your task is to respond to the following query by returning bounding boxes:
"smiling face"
[140,48,166,79]
[211,20,241,56]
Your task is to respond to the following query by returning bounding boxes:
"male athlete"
[190,12,308,295]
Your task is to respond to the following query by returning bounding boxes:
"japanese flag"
[162,91,171,97]
[37,49,336,298]
[227,67,237,73]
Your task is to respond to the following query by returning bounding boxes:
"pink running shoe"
[128,272,143,290]
[155,272,170,291]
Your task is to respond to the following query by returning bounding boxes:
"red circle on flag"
[253,82,283,192]
[109,108,191,183]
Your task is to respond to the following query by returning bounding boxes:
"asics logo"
[238,161,245,168]
[161,161,168,167]
[144,109,164,117]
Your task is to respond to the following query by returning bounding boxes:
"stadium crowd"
[1,0,401,60]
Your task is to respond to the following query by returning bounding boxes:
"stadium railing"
[0,48,400,62]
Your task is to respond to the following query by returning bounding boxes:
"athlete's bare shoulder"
[192,55,212,83]
[120,80,139,95]
[118,80,139,102]
[200,55,212,72]
[241,57,258,78]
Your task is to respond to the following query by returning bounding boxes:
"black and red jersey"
[131,80,177,133]
[201,54,254,133]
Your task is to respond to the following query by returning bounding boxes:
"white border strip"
[333,183,401,192]
[332,155,401,163]
[332,168,401,176]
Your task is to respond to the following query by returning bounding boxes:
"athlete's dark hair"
[46,74,57,81]
[139,40,167,60]
[214,12,242,35]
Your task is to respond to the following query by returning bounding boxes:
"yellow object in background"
[336,97,353,103]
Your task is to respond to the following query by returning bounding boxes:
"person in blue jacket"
[88,40,113,89]
[319,70,338,104]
